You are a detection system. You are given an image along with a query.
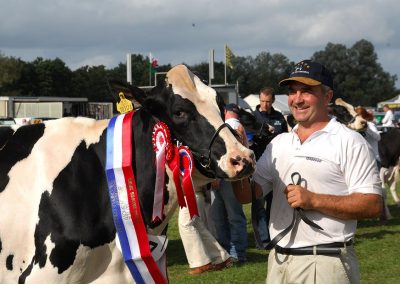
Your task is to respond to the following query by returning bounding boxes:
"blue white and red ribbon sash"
[105,112,167,284]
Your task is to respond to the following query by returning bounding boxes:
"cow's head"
[111,65,255,181]
[329,98,367,131]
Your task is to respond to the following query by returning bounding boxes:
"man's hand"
[284,185,315,209]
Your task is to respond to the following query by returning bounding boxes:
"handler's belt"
[275,240,353,256]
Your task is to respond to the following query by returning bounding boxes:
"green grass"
[166,185,400,283]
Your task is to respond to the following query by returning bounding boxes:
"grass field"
[166,186,400,284]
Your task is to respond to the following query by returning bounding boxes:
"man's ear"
[325,89,334,106]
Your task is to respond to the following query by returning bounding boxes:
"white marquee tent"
[239,94,291,115]
[377,94,400,109]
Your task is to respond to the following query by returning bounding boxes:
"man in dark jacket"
[252,87,288,249]
[254,87,288,135]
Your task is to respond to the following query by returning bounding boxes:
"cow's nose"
[229,151,255,175]
[361,120,367,128]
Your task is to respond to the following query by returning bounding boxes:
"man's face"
[287,82,332,126]
[259,93,274,112]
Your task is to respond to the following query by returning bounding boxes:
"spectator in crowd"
[355,106,392,223]
[179,184,233,275]
[354,107,381,166]
[252,87,288,249]
[209,103,248,263]
[382,104,395,127]
[234,60,382,283]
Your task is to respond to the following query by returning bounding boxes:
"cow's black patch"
[0,124,45,192]
[19,259,34,284]
[31,140,115,274]
[0,127,15,149]
[329,105,354,125]
[379,128,400,168]
[6,254,13,270]
[0,237,2,253]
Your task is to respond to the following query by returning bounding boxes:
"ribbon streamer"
[106,112,167,284]
[152,122,172,223]
[179,146,199,219]
[167,145,186,208]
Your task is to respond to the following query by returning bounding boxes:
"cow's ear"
[108,80,147,105]
[141,84,169,116]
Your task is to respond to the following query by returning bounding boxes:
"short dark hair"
[259,87,275,100]
[225,103,240,114]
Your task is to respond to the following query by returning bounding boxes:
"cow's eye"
[173,111,188,119]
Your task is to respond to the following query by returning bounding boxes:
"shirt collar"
[292,117,340,137]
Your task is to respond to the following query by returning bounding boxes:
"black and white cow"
[328,98,367,131]
[329,98,400,216]
[379,128,400,206]
[0,64,255,283]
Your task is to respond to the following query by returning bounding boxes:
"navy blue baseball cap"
[279,60,334,89]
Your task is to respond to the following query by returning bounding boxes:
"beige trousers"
[267,246,360,284]
[178,191,230,268]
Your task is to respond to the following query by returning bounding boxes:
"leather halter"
[190,123,237,177]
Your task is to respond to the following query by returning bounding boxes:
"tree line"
[0,39,397,107]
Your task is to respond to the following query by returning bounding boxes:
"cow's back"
[379,128,400,168]
[0,117,131,283]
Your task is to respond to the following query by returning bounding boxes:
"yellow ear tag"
[116,92,133,114]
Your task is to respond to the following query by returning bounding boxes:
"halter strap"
[191,123,234,170]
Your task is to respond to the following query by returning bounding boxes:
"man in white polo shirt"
[235,60,382,283]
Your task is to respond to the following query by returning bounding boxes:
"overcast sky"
[1,0,399,88]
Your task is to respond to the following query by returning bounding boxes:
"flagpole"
[149,53,152,86]
[224,44,227,85]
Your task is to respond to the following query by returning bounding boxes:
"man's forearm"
[309,192,382,220]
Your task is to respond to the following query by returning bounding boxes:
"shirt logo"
[306,157,322,163]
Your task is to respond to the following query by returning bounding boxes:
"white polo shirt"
[253,118,381,248]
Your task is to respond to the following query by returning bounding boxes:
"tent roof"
[239,94,291,115]
[377,95,400,108]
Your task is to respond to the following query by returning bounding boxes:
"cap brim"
[279,77,322,87]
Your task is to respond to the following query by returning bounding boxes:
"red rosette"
[178,146,194,176]
[152,122,173,160]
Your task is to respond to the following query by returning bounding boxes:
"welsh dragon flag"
[149,53,158,75]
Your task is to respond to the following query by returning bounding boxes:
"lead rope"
[263,172,324,250]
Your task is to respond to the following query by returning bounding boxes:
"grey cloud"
[0,0,399,86]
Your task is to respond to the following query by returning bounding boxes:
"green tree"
[28,57,73,97]
[72,65,111,102]
[0,53,24,96]
[251,52,292,94]
[229,55,256,96]
[228,52,291,96]
[312,39,397,106]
